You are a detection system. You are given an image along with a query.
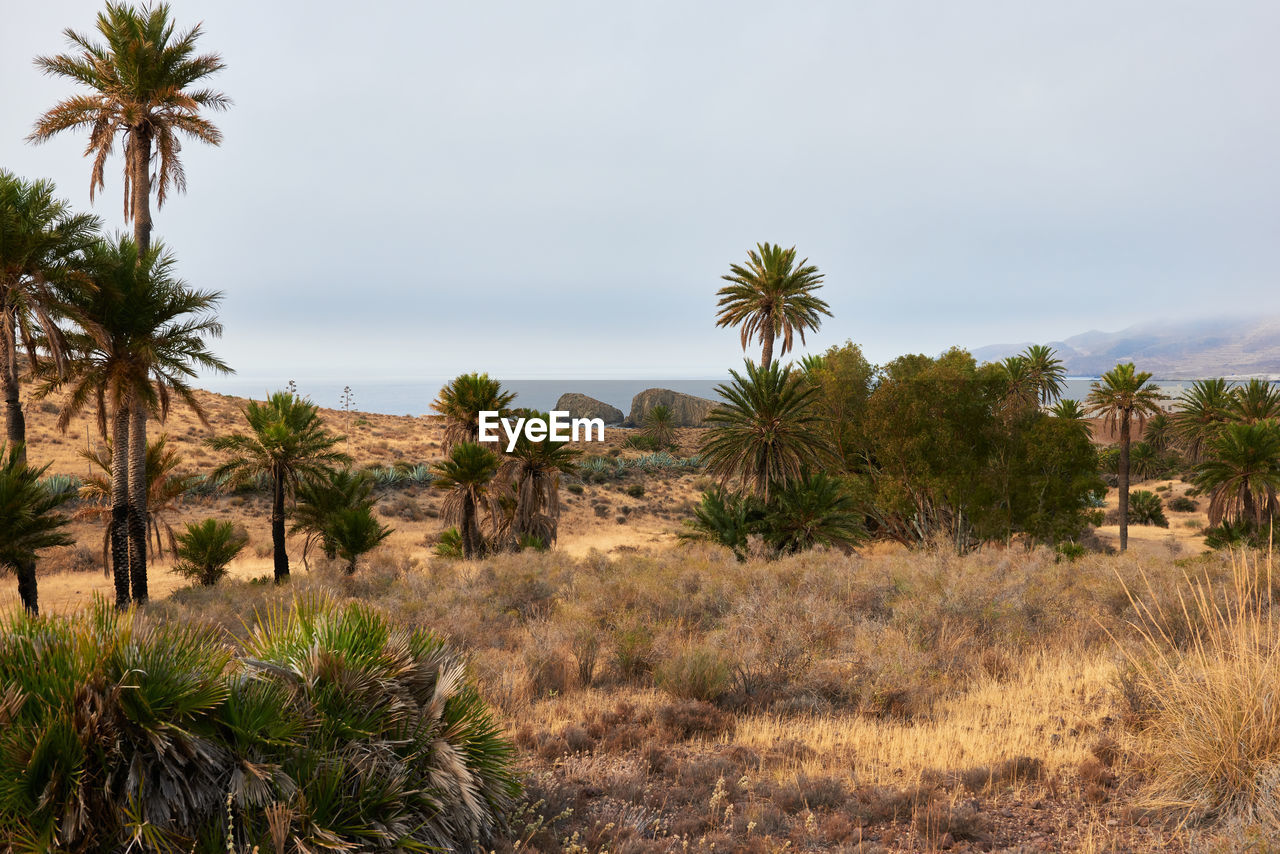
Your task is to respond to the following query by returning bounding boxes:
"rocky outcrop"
[555,393,625,425]
[626,388,718,427]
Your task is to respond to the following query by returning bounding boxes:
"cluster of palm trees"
[0,2,230,612]
[429,373,580,558]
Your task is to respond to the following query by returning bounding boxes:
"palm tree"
[432,441,500,559]
[496,416,581,546]
[41,236,227,606]
[0,444,74,613]
[171,517,246,587]
[0,171,99,453]
[1192,422,1280,529]
[998,355,1037,414]
[642,404,676,448]
[78,433,195,569]
[30,2,230,258]
[678,487,760,561]
[1084,363,1164,551]
[1142,412,1173,453]
[1171,378,1234,463]
[290,467,375,568]
[206,391,350,583]
[432,373,515,452]
[1050,398,1088,424]
[700,360,833,501]
[1021,344,1067,406]
[760,473,864,554]
[1230,378,1280,425]
[715,242,832,369]
[326,507,393,574]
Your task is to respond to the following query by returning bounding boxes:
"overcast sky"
[3,1,1278,380]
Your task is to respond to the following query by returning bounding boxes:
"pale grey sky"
[2,1,1278,379]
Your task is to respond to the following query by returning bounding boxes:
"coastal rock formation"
[626,388,718,427]
[555,393,625,425]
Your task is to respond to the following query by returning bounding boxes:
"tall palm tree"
[41,236,227,606]
[0,444,74,614]
[496,415,581,546]
[78,433,196,569]
[1171,378,1234,463]
[206,391,350,583]
[642,403,676,448]
[29,2,230,258]
[715,242,831,369]
[1021,344,1067,405]
[326,507,393,574]
[0,171,99,453]
[432,441,500,559]
[1193,422,1280,529]
[1050,398,1089,425]
[700,360,833,501]
[998,355,1037,414]
[1230,378,1280,425]
[1085,363,1164,552]
[432,373,515,452]
[1193,421,1280,529]
[1142,412,1173,453]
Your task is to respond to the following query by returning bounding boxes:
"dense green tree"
[432,372,515,452]
[701,360,833,500]
[30,1,230,257]
[432,441,500,559]
[1085,363,1163,552]
[0,444,74,613]
[1008,416,1105,547]
[802,340,876,473]
[715,243,831,369]
[207,392,350,582]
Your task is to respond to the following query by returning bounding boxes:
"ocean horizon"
[196,376,1211,418]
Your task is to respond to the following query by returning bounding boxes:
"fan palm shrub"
[78,433,196,568]
[642,403,677,448]
[715,242,831,368]
[207,391,350,582]
[678,487,761,561]
[760,472,865,554]
[30,1,230,258]
[432,372,515,452]
[1192,421,1280,528]
[1085,363,1164,551]
[432,441,500,558]
[171,518,246,586]
[0,444,74,613]
[290,467,374,568]
[325,506,393,574]
[0,596,518,851]
[1127,490,1169,528]
[700,360,833,500]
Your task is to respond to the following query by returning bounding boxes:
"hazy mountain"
[972,316,1280,378]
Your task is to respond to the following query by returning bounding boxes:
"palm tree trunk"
[272,471,289,582]
[15,559,38,615]
[760,314,775,369]
[127,402,148,602]
[2,305,25,454]
[132,129,153,258]
[1243,476,1257,528]
[462,492,477,559]
[111,402,131,608]
[1118,413,1131,552]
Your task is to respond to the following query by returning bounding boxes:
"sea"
[198,376,1205,417]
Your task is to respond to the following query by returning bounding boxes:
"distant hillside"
[972,316,1280,378]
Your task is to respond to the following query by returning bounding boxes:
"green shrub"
[565,482,584,495]
[435,527,464,559]
[0,597,518,852]
[1128,490,1169,528]
[171,518,248,586]
[625,483,645,498]
[1167,495,1198,513]
[655,644,732,702]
